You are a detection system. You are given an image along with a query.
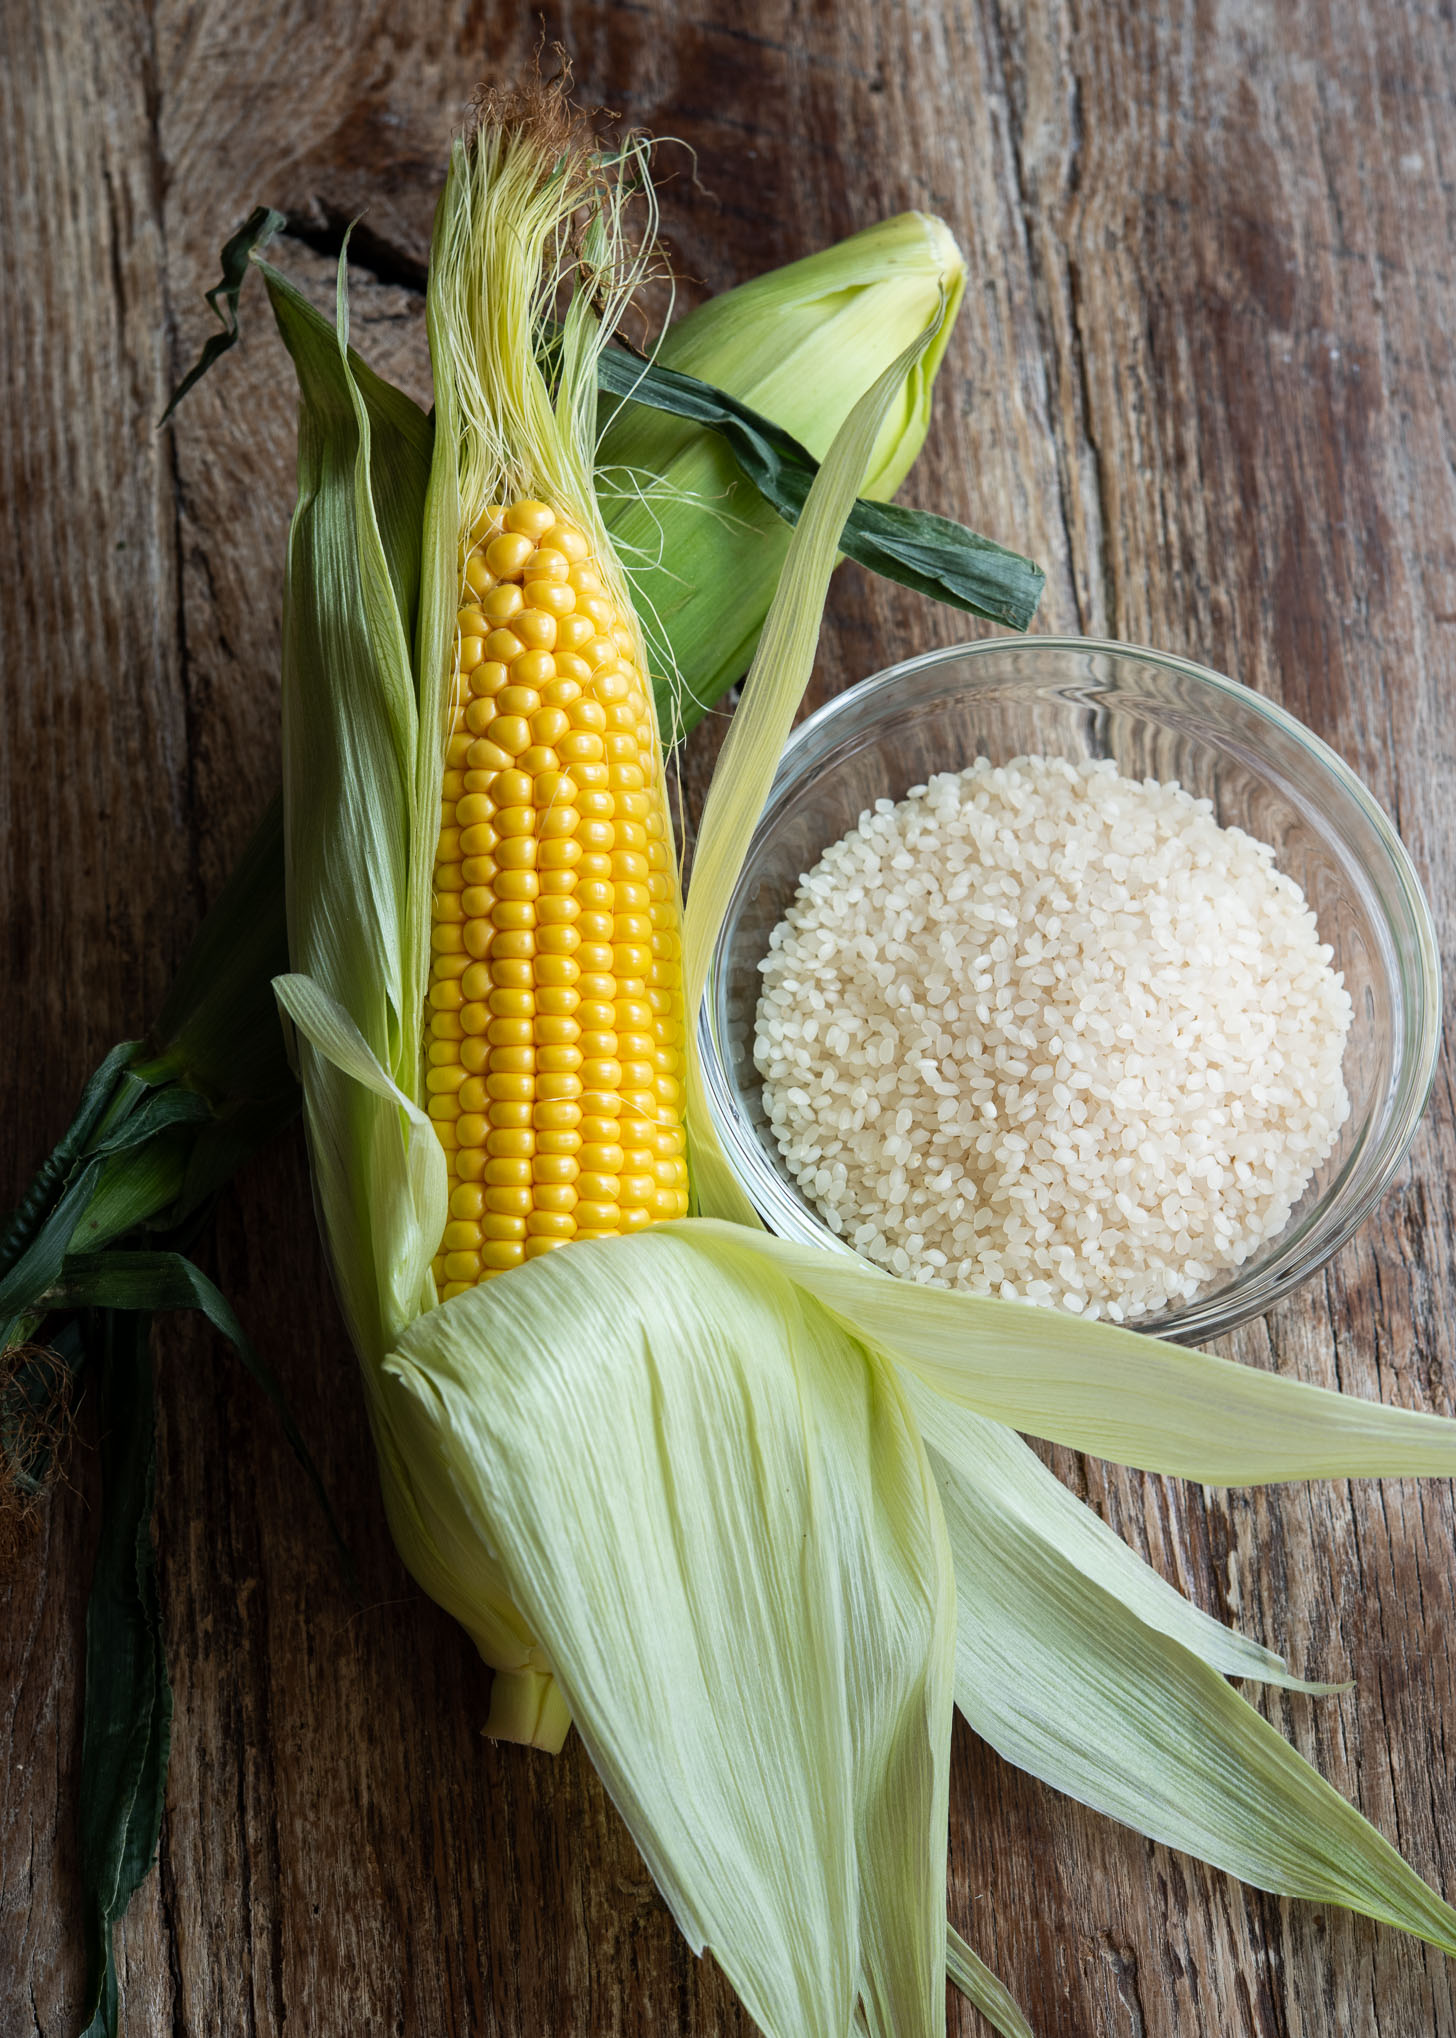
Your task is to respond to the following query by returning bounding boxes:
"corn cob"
[426,499,688,1292]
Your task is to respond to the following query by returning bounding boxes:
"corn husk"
[389,1226,954,2035]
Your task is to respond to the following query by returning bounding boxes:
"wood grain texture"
[3,0,1455,2032]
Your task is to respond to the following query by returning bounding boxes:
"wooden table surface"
[5,2,1456,2033]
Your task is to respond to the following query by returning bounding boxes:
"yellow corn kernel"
[482,1214,527,1242]
[481,1241,527,1271]
[546,523,590,562]
[486,531,534,577]
[505,499,556,538]
[516,608,557,651]
[529,579,577,618]
[526,1209,577,1240]
[513,651,556,691]
[486,1127,535,1157]
[483,584,524,622]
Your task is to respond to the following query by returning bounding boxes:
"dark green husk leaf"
[76,1313,170,2038]
[0,805,334,2038]
[0,1042,140,1281]
[0,1159,107,1347]
[159,206,286,426]
[49,1252,346,1577]
[595,340,1046,633]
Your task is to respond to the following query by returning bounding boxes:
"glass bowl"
[697,637,1442,1342]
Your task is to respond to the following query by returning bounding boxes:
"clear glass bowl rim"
[697,634,1444,1343]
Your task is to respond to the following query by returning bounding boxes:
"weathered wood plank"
[0,3,190,2033]
[5,0,1456,2034]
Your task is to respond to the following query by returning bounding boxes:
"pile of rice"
[754,755,1352,1320]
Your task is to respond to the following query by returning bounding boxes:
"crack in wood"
[159,1812,187,2038]
[282,211,429,296]
[1100,1932,1147,2035]
[1065,249,1117,633]
[987,0,1104,635]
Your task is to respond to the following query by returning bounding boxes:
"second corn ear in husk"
[598,212,966,736]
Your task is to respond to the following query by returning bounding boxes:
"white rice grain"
[753,755,1352,1320]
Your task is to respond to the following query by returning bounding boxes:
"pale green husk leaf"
[717,1230,1456,1485]
[264,258,433,1365]
[905,1388,1339,1693]
[668,1227,1456,1957]
[272,974,443,1349]
[927,1424,1456,1952]
[945,1929,1035,2038]
[681,321,940,1015]
[270,976,541,1677]
[681,325,941,1229]
[386,1225,954,2038]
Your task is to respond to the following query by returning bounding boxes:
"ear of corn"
[268,93,969,2032]
[5,172,989,2011]
[412,120,692,1298]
